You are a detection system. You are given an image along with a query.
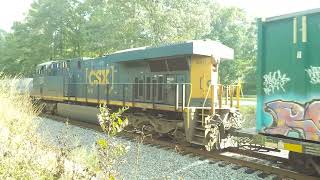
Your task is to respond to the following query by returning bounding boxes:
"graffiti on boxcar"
[264,100,320,141]
[263,70,290,95]
[306,66,320,84]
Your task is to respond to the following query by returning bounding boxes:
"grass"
[0,77,55,178]
[239,105,256,128]
[0,75,127,179]
[240,97,256,102]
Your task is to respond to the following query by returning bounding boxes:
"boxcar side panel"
[257,12,320,143]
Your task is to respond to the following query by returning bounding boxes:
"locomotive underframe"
[38,97,237,145]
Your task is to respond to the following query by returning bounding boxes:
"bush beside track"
[0,76,126,179]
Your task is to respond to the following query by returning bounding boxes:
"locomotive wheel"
[172,129,185,142]
[225,110,243,130]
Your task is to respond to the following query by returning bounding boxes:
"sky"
[0,0,320,31]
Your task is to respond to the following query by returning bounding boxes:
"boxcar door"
[305,13,320,99]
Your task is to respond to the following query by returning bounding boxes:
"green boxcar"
[257,9,320,143]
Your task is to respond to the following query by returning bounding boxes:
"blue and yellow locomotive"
[31,40,241,149]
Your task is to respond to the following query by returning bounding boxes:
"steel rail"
[42,114,318,180]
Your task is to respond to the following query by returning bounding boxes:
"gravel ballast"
[37,118,277,180]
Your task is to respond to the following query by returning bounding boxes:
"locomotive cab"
[32,61,64,98]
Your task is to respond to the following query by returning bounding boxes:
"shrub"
[239,105,256,128]
[0,75,53,178]
[0,75,128,179]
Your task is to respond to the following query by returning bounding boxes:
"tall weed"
[0,76,127,179]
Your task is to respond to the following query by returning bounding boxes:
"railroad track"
[41,114,318,180]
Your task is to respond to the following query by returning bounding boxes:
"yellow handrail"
[190,82,242,127]
[218,85,223,109]
[186,84,192,129]
[236,81,241,108]
[201,84,212,126]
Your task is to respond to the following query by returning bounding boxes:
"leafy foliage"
[203,7,257,93]
[239,105,256,128]
[98,104,129,136]
[0,0,257,93]
[96,104,129,178]
[0,76,89,178]
[95,137,127,178]
[0,76,129,178]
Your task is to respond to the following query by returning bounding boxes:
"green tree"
[0,0,257,95]
[0,29,6,59]
[81,0,213,55]
[204,7,256,93]
[136,0,212,45]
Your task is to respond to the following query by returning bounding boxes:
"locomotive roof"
[37,61,58,67]
[103,39,234,62]
[37,57,92,67]
[36,40,233,67]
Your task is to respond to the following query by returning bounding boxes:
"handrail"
[64,82,193,111]
[201,84,212,126]
[200,83,242,126]
[186,83,192,129]
[64,82,191,85]
[63,82,241,122]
